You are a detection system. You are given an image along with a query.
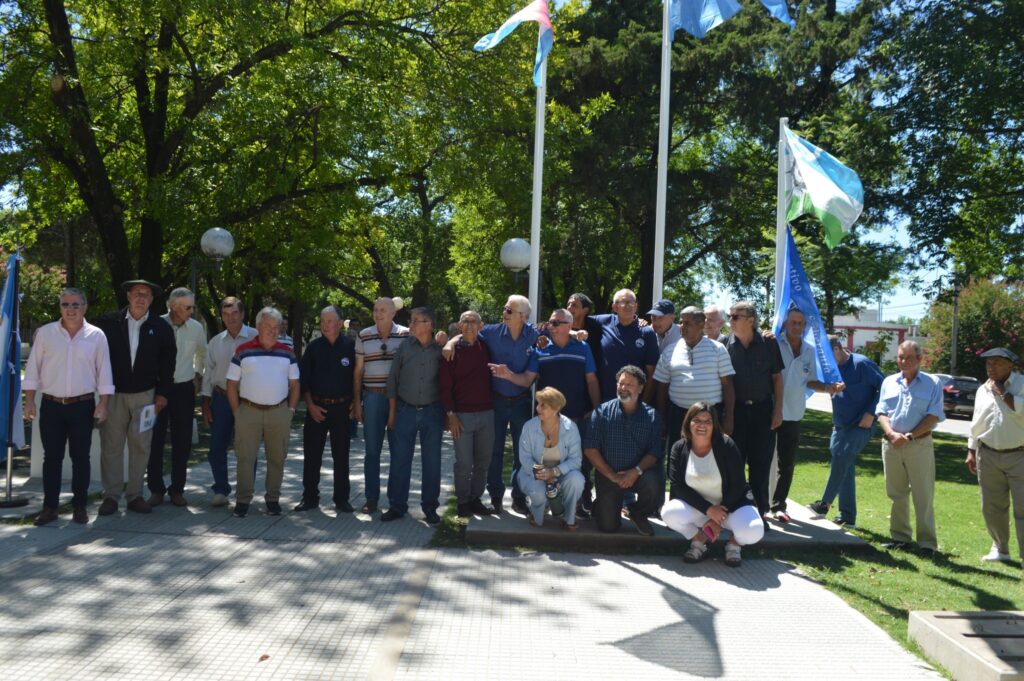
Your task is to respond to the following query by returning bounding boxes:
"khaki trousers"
[100,390,156,501]
[881,435,937,550]
[977,442,1024,557]
[234,403,292,505]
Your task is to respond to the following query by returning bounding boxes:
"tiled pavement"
[0,427,941,680]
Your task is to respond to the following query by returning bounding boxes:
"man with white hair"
[591,289,659,403]
[226,306,300,518]
[147,287,205,508]
[704,304,727,344]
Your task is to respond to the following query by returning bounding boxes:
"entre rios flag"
[783,124,864,248]
[474,0,553,87]
[669,0,795,40]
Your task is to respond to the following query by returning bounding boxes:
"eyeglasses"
[614,300,637,308]
[728,314,750,321]
[548,320,569,326]
[60,302,83,309]
[502,306,522,316]
[691,417,714,427]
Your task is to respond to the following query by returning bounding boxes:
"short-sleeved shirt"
[583,398,664,471]
[875,371,945,434]
[387,337,441,406]
[355,322,409,390]
[653,336,734,409]
[226,339,299,405]
[778,337,817,421]
[832,352,884,428]
[528,340,596,420]
[591,314,660,402]
[477,322,539,397]
[727,333,784,404]
[300,334,356,400]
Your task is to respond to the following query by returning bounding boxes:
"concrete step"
[910,611,1024,681]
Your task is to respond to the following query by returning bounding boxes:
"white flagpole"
[652,0,672,300]
[773,117,790,323]
[528,58,547,325]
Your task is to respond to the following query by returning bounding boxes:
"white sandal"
[683,539,708,563]
[724,542,742,567]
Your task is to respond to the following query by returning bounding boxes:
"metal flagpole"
[652,0,672,301]
[773,117,790,323]
[527,57,547,325]
[2,251,27,507]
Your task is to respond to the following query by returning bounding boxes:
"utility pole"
[950,283,960,374]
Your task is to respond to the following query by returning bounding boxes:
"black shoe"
[381,508,404,522]
[423,510,441,524]
[265,501,282,516]
[581,495,594,513]
[919,547,938,559]
[490,498,503,514]
[807,500,830,516]
[293,500,318,513]
[335,501,354,513]
[630,510,654,537]
[467,498,493,516]
[456,503,471,518]
[233,503,250,518]
[883,540,909,551]
[511,497,529,515]
[575,503,592,520]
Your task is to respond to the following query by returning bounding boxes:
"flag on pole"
[0,252,24,462]
[669,0,795,40]
[474,0,553,87]
[773,227,841,388]
[783,124,864,248]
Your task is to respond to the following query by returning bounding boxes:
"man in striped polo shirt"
[353,297,408,514]
[226,306,300,518]
[649,306,736,448]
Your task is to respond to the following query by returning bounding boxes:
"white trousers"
[661,498,764,546]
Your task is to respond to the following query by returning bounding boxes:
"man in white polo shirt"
[226,306,299,518]
[648,306,736,447]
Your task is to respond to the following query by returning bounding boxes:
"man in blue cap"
[966,347,1024,563]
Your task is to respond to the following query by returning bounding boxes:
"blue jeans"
[362,391,394,503]
[387,401,443,515]
[487,394,532,503]
[821,423,876,524]
[208,392,235,496]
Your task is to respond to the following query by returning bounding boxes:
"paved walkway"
[0,426,941,680]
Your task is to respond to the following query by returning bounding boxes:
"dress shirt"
[968,372,1024,450]
[831,352,884,428]
[96,307,175,396]
[162,314,206,383]
[355,322,409,390]
[477,322,539,397]
[583,398,663,471]
[591,314,660,402]
[727,332,784,403]
[23,320,115,397]
[875,371,945,434]
[778,337,817,421]
[226,339,299,405]
[201,325,257,396]
[653,336,735,409]
[387,337,441,406]
[299,334,355,399]
[439,340,493,414]
[126,311,147,366]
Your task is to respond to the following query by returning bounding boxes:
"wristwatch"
[634,465,643,476]
[907,432,915,441]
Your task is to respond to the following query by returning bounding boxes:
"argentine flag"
[0,252,24,461]
[783,125,864,249]
[670,0,795,41]
[474,0,553,87]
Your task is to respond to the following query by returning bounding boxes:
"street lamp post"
[190,227,234,305]
[500,238,532,315]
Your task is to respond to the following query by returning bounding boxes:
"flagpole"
[527,58,546,325]
[652,0,672,301]
[773,117,789,323]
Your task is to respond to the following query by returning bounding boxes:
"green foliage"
[921,279,1024,377]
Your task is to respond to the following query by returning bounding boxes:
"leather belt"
[240,398,286,410]
[363,386,387,394]
[42,393,93,405]
[740,398,769,406]
[400,399,439,410]
[312,395,351,405]
[981,441,1024,453]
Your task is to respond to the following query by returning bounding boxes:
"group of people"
[21,280,1024,567]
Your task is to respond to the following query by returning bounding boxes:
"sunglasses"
[60,302,84,309]
[547,320,569,326]
[728,314,749,321]
[503,306,522,315]
[379,342,390,358]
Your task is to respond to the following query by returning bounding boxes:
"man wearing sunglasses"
[23,288,114,526]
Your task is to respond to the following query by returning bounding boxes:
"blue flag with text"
[0,253,24,462]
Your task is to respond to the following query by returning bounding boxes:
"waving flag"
[0,252,23,462]
[783,125,864,248]
[474,0,553,87]
[670,0,795,40]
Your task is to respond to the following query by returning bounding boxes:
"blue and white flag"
[773,227,841,390]
[0,252,23,461]
[670,0,795,40]
[474,0,553,87]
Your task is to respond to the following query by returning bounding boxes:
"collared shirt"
[478,322,539,397]
[162,314,206,384]
[832,352,885,428]
[584,398,664,471]
[226,338,298,405]
[657,323,681,355]
[653,336,735,409]
[387,336,441,406]
[727,332,784,403]
[778,337,817,421]
[528,339,597,420]
[876,371,945,434]
[439,340,493,414]
[126,310,148,366]
[300,334,356,400]
[201,325,257,396]
[969,372,1024,450]
[23,320,115,397]
[355,322,409,390]
[592,314,660,402]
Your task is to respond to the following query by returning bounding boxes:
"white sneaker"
[981,545,1012,562]
[211,493,229,507]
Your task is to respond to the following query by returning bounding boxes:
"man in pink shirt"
[23,288,114,526]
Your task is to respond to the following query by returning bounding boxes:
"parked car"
[937,374,982,417]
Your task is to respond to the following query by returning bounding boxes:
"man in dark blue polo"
[590,289,660,403]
